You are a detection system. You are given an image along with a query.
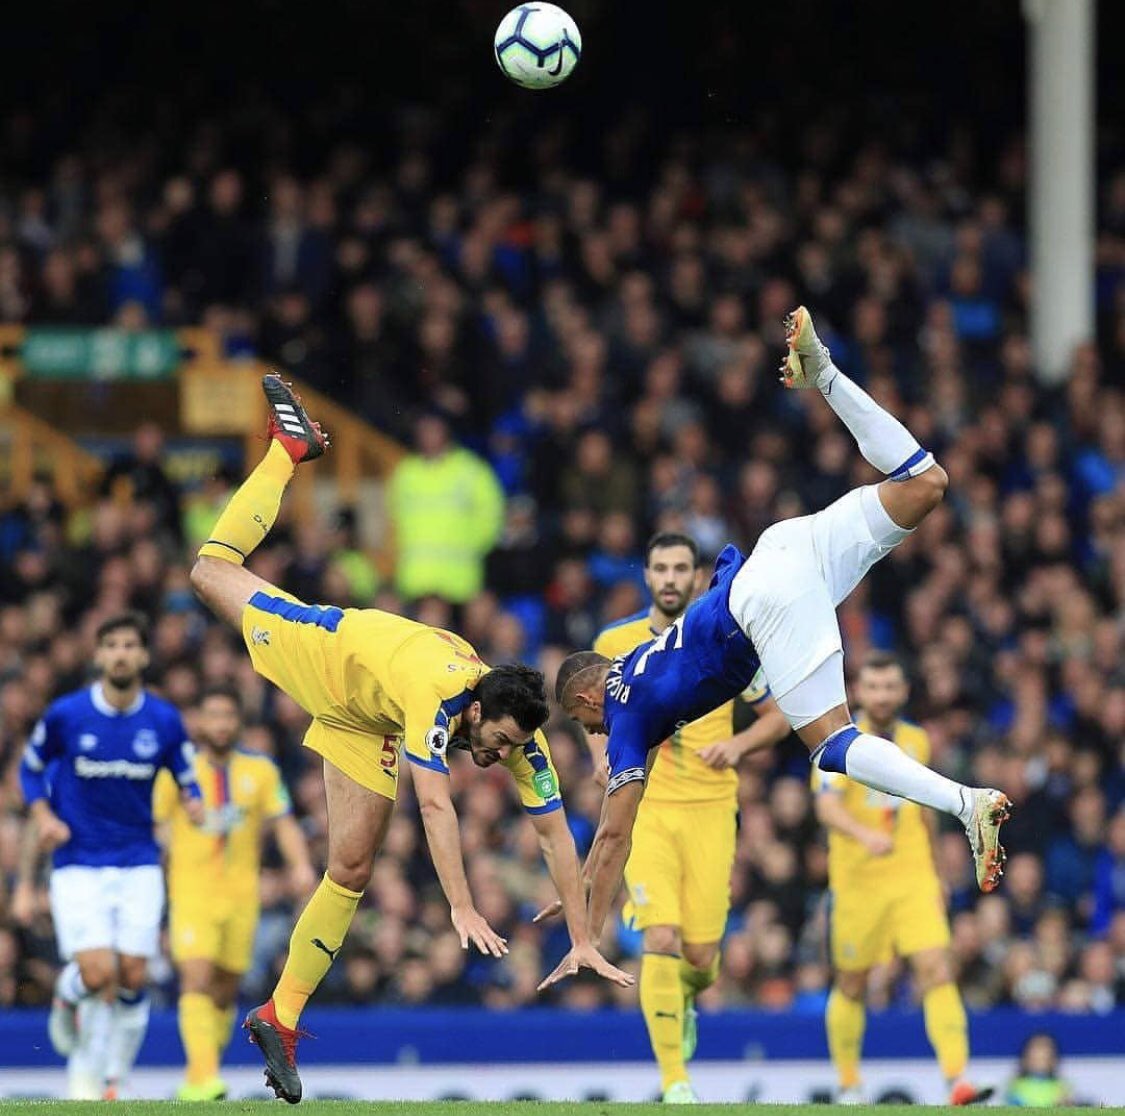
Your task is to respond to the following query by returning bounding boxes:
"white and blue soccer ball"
[494,4,582,90]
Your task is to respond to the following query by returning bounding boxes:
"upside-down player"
[542,307,1011,988]
[189,375,631,1103]
[155,684,316,1102]
[815,652,991,1106]
[585,533,789,1103]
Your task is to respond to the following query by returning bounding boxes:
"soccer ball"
[494,4,582,90]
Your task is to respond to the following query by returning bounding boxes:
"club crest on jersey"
[251,626,271,646]
[132,729,160,759]
[78,733,98,752]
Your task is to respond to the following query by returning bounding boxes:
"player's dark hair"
[199,683,244,717]
[554,651,610,705]
[861,650,904,674]
[645,532,701,568]
[476,665,549,731]
[95,610,150,647]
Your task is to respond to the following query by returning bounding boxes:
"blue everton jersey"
[20,684,200,868]
[603,545,761,792]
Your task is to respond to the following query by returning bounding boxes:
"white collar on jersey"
[90,682,146,717]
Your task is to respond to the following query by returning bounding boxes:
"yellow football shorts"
[623,799,737,943]
[240,589,401,801]
[169,900,259,974]
[829,876,950,971]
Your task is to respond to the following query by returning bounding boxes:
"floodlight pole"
[1024,0,1095,385]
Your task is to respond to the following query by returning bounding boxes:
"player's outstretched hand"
[861,831,893,856]
[37,812,71,851]
[183,795,206,827]
[698,738,744,769]
[538,942,636,992]
[531,898,563,923]
[452,904,509,957]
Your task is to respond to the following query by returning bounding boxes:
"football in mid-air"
[494,4,582,90]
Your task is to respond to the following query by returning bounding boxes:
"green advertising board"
[22,329,181,380]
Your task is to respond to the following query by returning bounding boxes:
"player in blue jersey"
[19,611,203,1100]
[541,308,1011,989]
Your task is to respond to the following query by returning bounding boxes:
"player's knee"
[915,462,948,510]
[682,941,718,970]
[118,957,148,992]
[835,970,868,1001]
[78,957,115,992]
[326,857,373,894]
[643,925,681,956]
[189,556,217,602]
[912,949,952,991]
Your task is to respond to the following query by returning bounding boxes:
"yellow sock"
[923,982,969,1082]
[826,987,866,1090]
[640,953,687,1091]
[679,954,720,1000]
[198,441,294,565]
[214,1005,236,1058]
[273,874,362,1029]
[179,992,219,1086]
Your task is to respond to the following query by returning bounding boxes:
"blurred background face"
[94,626,148,689]
[198,694,242,754]
[856,663,908,725]
[644,544,699,620]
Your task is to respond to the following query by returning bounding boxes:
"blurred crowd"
[2,79,1125,1019]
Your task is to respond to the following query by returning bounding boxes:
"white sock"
[821,368,934,479]
[106,989,150,1087]
[74,996,114,1093]
[844,732,970,822]
[56,961,89,1005]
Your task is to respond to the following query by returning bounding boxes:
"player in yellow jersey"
[814,652,991,1106]
[155,684,316,1102]
[189,375,631,1103]
[588,533,789,1104]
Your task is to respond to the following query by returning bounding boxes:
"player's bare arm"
[270,813,318,900]
[411,763,509,957]
[815,788,893,857]
[528,807,634,988]
[698,696,790,769]
[539,776,645,991]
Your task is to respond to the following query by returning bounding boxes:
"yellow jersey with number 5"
[594,611,768,805]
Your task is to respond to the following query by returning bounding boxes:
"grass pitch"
[7,1105,1125,1115]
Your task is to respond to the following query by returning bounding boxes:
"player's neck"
[204,746,234,766]
[99,679,142,712]
[646,606,681,635]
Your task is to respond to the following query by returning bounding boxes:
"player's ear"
[466,700,482,725]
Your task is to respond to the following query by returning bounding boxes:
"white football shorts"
[729,484,911,729]
[49,864,165,960]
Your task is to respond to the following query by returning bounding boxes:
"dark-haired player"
[19,611,203,1099]
[543,307,1010,990]
[190,375,631,1103]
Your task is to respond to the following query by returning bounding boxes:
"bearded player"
[190,375,631,1103]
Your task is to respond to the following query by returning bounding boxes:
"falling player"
[815,652,991,1105]
[543,307,1011,988]
[155,684,317,1101]
[189,374,631,1103]
[18,612,203,1099]
[583,533,789,1103]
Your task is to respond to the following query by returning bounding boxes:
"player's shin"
[826,987,866,1090]
[816,726,969,821]
[179,992,219,1086]
[272,873,362,1029]
[640,953,688,1091]
[924,982,969,1083]
[197,441,294,566]
[105,987,151,1092]
[214,1004,237,1056]
[679,954,719,998]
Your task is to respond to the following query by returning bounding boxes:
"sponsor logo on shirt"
[74,756,156,780]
